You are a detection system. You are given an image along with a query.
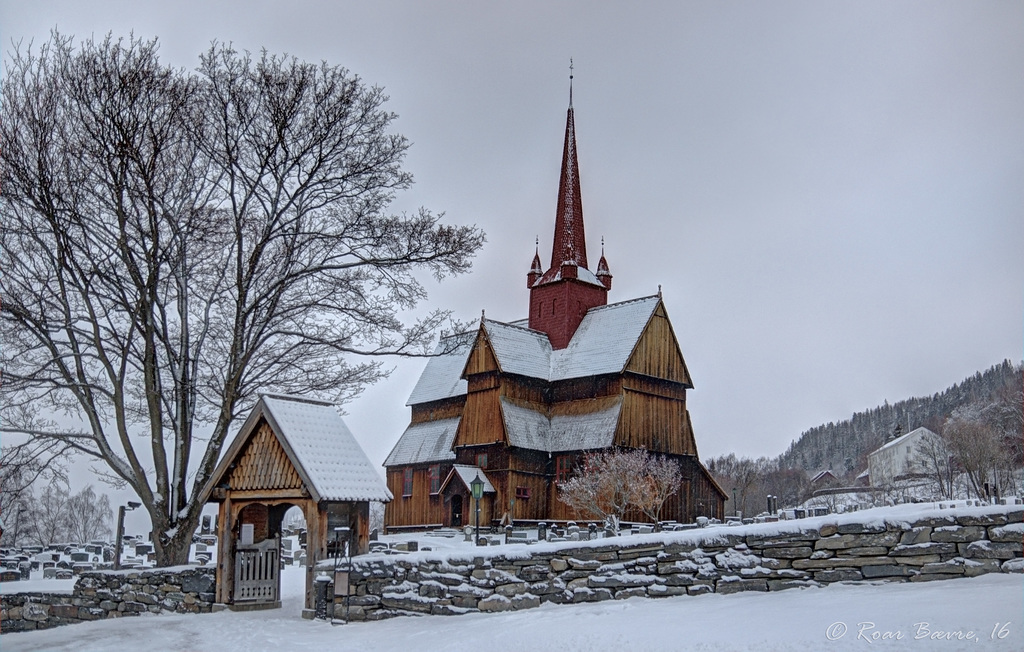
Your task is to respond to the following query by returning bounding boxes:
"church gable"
[463,326,501,376]
[227,420,305,492]
[624,302,692,387]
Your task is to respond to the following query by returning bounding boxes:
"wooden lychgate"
[199,394,393,614]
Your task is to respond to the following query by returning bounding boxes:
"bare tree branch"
[0,32,484,564]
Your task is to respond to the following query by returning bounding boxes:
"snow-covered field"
[4,564,1021,652]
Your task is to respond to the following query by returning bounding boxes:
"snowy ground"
[5,503,1023,651]
[4,564,1022,652]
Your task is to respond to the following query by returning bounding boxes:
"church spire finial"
[569,58,574,108]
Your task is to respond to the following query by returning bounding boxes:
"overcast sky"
[3,1,1023,529]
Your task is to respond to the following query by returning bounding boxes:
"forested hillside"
[777,359,1021,476]
[708,360,1022,516]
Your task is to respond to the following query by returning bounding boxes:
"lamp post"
[113,501,141,570]
[732,488,737,517]
[12,506,28,548]
[470,473,484,546]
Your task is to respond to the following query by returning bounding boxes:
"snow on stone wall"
[1,566,215,633]
[329,506,1024,621]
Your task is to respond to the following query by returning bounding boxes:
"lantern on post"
[470,473,484,546]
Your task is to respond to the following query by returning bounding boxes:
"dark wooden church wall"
[384,465,450,529]
[549,375,621,403]
[617,390,696,455]
[410,396,465,424]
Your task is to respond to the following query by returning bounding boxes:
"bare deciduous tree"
[0,32,484,564]
[0,438,71,534]
[66,485,114,543]
[632,453,683,525]
[558,450,642,532]
[915,431,957,500]
[942,405,1007,501]
[25,484,71,547]
[558,448,685,531]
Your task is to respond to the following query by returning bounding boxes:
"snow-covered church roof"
[383,417,459,467]
[500,397,621,452]
[406,295,662,406]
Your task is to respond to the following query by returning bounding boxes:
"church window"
[429,464,441,495]
[555,455,572,483]
[402,468,413,497]
[476,453,488,469]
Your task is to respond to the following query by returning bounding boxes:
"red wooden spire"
[550,101,588,270]
[527,76,610,349]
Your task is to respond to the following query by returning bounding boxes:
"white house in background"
[867,426,941,487]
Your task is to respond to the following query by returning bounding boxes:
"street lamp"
[470,473,484,546]
[12,506,28,548]
[113,501,141,570]
[732,488,737,517]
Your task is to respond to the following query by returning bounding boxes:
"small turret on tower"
[596,237,612,290]
[527,237,543,288]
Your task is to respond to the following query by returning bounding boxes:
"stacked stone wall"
[332,507,1024,621]
[1,567,215,633]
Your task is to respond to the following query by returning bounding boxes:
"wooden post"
[302,500,320,612]
[215,496,233,605]
[355,501,370,555]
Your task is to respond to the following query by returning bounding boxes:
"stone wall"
[331,506,1024,621]
[1,566,216,633]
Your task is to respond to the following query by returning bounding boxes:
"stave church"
[383,86,725,531]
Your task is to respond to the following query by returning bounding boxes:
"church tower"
[527,82,611,349]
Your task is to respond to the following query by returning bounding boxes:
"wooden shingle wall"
[228,422,303,491]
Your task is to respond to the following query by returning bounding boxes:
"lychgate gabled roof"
[203,394,392,503]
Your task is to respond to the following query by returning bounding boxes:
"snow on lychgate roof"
[383,417,459,467]
[262,395,392,502]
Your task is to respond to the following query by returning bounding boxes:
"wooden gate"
[233,537,279,605]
